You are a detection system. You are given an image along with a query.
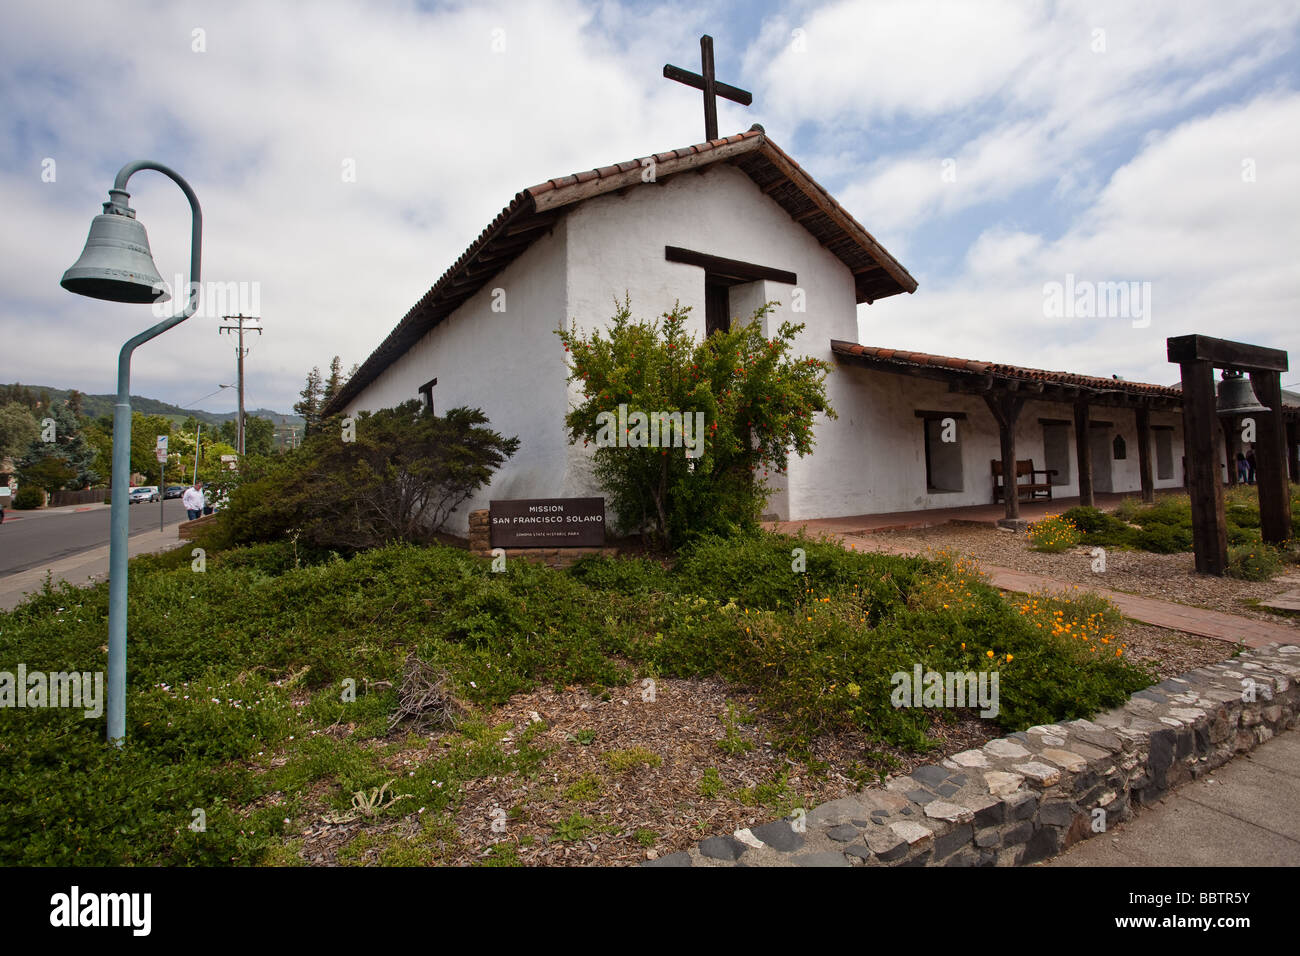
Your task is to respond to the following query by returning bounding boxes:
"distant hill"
[2,384,303,429]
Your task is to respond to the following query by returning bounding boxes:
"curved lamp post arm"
[105,161,202,746]
[114,160,203,350]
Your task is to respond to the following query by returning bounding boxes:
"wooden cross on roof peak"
[663,34,753,142]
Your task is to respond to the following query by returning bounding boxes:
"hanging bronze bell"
[1216,370,1269,417]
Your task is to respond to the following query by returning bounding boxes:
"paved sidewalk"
[0,502,110,522]
[0,527,180,611]
[1045,728,1300,866]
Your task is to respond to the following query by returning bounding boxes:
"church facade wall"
[563,162,862,521]
[345,160,1191,533]
[342,219,576,525]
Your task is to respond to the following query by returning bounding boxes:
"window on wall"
[916,410,965,493]
[1112,435,1127,460]
[418,377,437,414]
[1040,420,1071,485]
[705,282,730,336]
[665,246,797,338]
[1154,427,1174,479]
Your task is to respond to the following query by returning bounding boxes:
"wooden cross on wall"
[663,34,753,142]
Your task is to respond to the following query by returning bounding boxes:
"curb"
[647,643,1299,867]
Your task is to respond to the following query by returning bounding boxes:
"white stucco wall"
[563,163,862,521]
[343,219,574,526]
[818,365,1187,517]
[344,158,1189,530]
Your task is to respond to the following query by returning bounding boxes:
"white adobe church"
[326,40,1199,529]
[327,124,1194,527]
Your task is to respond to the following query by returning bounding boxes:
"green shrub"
[214,402,518,554]
[1226,524,1261,547]
[1061,506,1136,547]
[1226,545,1284,581]
[1112,497,1145,523]
[1226,504,1260,529]
[566,554,673,594]
[12,486,43,509]
[1027,513,1081,553]
[0,533,1157,864]
[673,530,927,616]
[1130,498,1193,531]
[1135,524,1193,554]
[557,297,834,550]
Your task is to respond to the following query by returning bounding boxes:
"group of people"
[1235,450,1258,485]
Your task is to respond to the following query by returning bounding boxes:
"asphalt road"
[0,500,190,575]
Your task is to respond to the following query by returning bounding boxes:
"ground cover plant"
[1062,485,1300,578]
[1026,513,1082,552]
[0,531,1153,865]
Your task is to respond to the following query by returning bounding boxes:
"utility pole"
[218,314,262,454]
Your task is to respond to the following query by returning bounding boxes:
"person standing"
[1246,449,1257,485]
[1236,452,1249,484]
[182,480,205,521]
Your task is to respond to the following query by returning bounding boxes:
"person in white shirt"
[182,480,206,520]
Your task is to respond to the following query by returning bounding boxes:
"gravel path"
[860,524,1300,628]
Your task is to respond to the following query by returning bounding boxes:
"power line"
[179,384,234,409]
[218,314,263,454]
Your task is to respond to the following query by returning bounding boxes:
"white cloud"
[0,0,1296,415]
[862,91,1300,385]
[0,0,697,409]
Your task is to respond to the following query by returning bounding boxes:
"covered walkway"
[767,492,1141,537]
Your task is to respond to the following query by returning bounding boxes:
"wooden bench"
[991,459,1056,503]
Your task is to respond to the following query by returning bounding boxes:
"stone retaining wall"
[650,643,1299,867]
[468,509,620,569]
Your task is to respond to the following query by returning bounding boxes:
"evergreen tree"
[323,356,343,407]
[243,416,275,457]
[16,400,99,490]
[0,402,39,459]
[293,366,324,435]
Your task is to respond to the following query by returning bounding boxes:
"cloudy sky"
[2,0,1297,416]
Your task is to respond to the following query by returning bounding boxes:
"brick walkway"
[769,516,1300,649]
[978,564,1299,649]
[768,493,1143,536]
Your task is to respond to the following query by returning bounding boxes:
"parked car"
[128,486,160,503]
[164,485,185,499]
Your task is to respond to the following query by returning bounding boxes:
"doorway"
[1041,421,1071,487]
[1089,424,1114,493]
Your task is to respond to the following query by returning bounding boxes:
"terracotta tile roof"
[325,128,916,415]
[830,340,1185,399]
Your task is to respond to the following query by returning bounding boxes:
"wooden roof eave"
[833,349,1186,411]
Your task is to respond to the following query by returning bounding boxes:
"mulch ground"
[286,613,1234,866]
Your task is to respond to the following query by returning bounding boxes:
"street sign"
[155,434,168,462]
